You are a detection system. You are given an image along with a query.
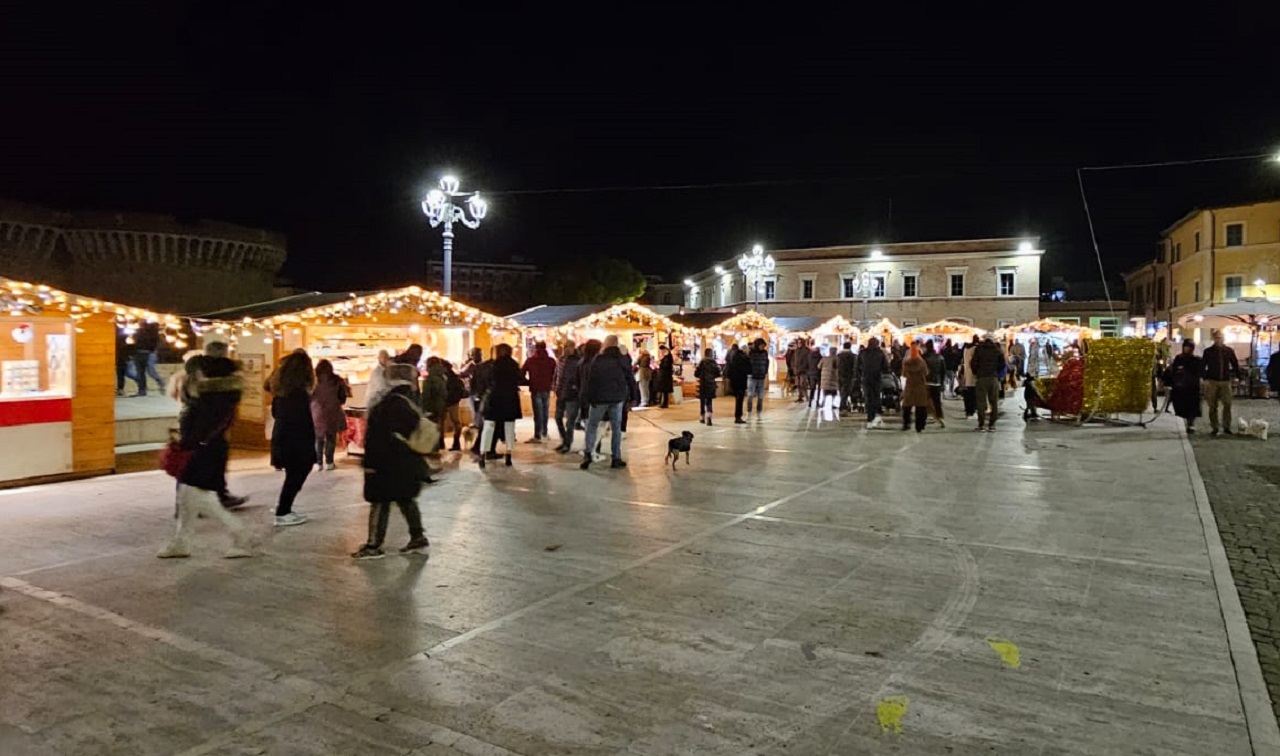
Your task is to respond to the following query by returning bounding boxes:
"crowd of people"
[1160,329,1280,435]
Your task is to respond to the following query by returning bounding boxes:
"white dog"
[1235,417,1270,441]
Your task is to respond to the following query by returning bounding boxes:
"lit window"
[1224,275,1242,300]
[950,273,965,297]
[1225,223,1244,247]
[902,274,918,298]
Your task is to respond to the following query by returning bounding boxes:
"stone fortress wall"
[0,199,286,314]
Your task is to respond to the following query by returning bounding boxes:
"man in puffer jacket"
[747,339,770,418]
[970,336,1006,431]
[579,335,631,470]
[553,342,583,453]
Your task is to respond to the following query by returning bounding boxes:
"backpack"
[445,371,466,405]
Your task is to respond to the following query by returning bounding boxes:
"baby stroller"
[879,373,902,415]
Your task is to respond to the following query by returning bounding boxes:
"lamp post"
[736,244,775,311]
[421,175,488,298]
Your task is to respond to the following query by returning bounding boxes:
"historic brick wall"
[0,199,286,314]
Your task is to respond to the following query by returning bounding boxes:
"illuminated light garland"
[1,275,189,346]
[693,310,781,338]
[551,302,686,338]
[901,319,987,341]
[994,318,1101,341]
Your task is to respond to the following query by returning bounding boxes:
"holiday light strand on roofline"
[901,319,987,338]
[699,310,780,336]
[551,302,685,337]
[1,276,191,348]
[993,318,1101,340]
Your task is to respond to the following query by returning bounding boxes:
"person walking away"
[694,348,721,425]
[158,355,253,559]
[861,337,889,429]
[635,348,652,407]
[970,335,1005,432]
[806,342,824,408]
[116,328,134,397]
[479,343,521,468]
[554,342,583,453]
[352,363,431,559]
[889,343,905,381]
[366,349,393,409]
[129,323,164,396]
[1201,330,1241,436]
[900,343,931,432]
[792,340,812,404]
[818,346,840,416]
[837,342,857,413]
[460,347,486,455]
[580,335,630,469]
[420,356,449,452]
[522,341,557,443]
[392,344,423,405]
[1163,339,1203,433]
[725,343,750,423]
[960,335,979,417]
[654,345,675,408]
[270,351,317,526]
[922,340,946,428]
[942,341,961,398]
[311,359,349,470]
[747,338,769,419]
[441,360,466,451]
[1009,339,1027,380]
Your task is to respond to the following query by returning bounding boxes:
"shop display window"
[1,319,74,400]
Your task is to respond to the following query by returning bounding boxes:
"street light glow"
[421,174,487,297]
[870,249,884,259]
[714,265,725,274]
[1255,278,1267,287]
[1019,240,1034,253]
[683,278,694,286]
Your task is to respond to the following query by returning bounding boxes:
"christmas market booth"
[861,317,902,347]
[506,302,684,358]
[1,276,185,487]
[200,286,517,450]
[994,318,1101,377]
[670,310,781,362]
[901,319,986,346]
[774,315,861,352]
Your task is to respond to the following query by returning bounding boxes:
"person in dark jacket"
[942,341,962,397]
[522,341,557,443]
[467,348,493,456]
[270,351,317,526]
[654,345,675,408]
[837,342,858,413]
[157,355,253,559]
[861,338,890,428]
[725,343,750,423]
[922,340,946,428]
[1200,330,1241,435]
[1267,354,1280,407]
[747,339,770,418]
[970,336,1005,432]
[115,327,133,397]
[694,348,721,425]
[806,343,824,408]
[792,340,812,403]
[129,322,164,396]
[479,343,522,468]
[352,364,431,560]
[311,359,349,470]
[1164,339,1203,432]
[441,360,466,452]
[392,344,423,405]
[554,342,583,453]
[580,335,631,469]
[421,356,449,452]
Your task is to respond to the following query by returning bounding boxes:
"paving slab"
[0,395,1276,754]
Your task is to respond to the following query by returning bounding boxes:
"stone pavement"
[1,396,1277,755]
[1190,397,1280,724]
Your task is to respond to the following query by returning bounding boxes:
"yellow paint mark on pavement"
[986,637,1021,668]
[876,696,909,735]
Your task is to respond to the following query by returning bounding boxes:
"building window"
[763,280,776,301]
[871,274,886,298]
[1224,275,1243,300]
[1173,288,1179,307]
[1097,317,1120,337]
[1193,280,1201,302]
[801,278,814,300]
[662,292,672,305]
[949,273,965,297]
[998,270,1016,297]
[997,319,1015,329]
[902,273,918,298]
[1194,231,1200,251]
[1174,242,1181,262]
[1225,223,1244,247]
[1056,317,1081,325]
[841,276,856,299]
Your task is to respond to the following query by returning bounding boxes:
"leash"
[628,409,681,437]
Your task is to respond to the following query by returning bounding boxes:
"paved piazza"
[2,396,1278,755]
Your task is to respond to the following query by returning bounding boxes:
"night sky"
[3,6,1278,294]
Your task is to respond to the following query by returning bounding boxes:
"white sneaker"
[869,417,885,429]
[326,463,336,471]
[274,513,308,527]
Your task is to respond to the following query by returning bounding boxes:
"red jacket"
[522,349,557,393]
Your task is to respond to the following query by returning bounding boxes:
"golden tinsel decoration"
[1082,338,1155,414]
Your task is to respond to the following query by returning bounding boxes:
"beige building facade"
[683,237,1043,330]
[1164,201,1280,329]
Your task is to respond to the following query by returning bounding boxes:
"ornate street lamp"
[736,244,775,310]
[421,175,488,297]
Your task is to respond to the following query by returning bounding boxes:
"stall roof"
[669,311,741,329]
[505,304,610,328]
[2,275,184,329]
[198,291,373,322]
[772,316,827,333]
[192,286,517,330]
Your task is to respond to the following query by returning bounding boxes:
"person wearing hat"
[1164,339,1203,433]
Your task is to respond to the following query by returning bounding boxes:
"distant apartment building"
[1163,200,1280,330]
[426,258,540,310]
[1122,256,1170,334]
[681,237,1043,330]
[639,275,685,310]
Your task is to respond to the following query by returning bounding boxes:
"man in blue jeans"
[521,341,557,443]
[580,335,631,470]
[746,338,770,418]
[860,337,888,429]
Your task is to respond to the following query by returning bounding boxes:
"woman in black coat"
[353,365,429,559]
[1163,338,1203,432]
[270,351,317,525]
[654,345,675,409]
[479,342,522,468]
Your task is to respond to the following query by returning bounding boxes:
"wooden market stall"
[506,302,684,358]
[670,310,781,362]
[994,318,1100,377]
[200,286,517,449]
[860,317,902,347]
[0,276,185,487]
[900,319,986,345]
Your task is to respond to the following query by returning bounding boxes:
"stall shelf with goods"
[200,286,517,450]
[1,276,182,487]
[994,318,1100,377]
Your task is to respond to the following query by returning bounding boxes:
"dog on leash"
[1235,417,1270,441]
[665,431,695,469]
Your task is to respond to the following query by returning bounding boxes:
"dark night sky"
[3,4,1278,294]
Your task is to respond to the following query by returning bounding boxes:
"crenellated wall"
[0,199,287,314]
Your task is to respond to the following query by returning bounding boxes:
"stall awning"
[2,275,189,343]
[505,304,612,328]
[671,310,781,334]
[901,319,986,340]
[772,316,827,333]
[507,302,684,333]
[197,285,516,330]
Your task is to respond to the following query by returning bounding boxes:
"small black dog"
[665,431,695,470]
